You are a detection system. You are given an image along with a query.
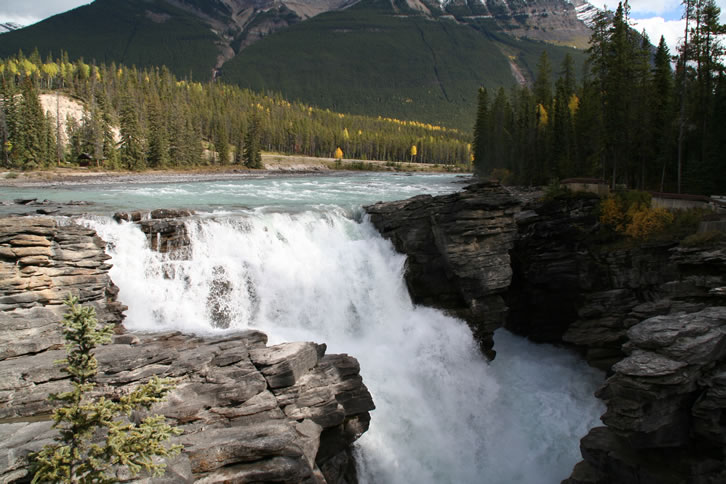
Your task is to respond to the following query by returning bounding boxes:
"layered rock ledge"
[566,307,726,484]
[365,181,521,358]
[0,217,374,483]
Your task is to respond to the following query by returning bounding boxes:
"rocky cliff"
[365,181,521,358]
[508,195,726,370]
[509,196,726,484]
[366,184,726,483]
[0,216,374,483]
[565,307,726,484]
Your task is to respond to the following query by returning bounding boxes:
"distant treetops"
[0,50,472,171]
[472,0,725,196]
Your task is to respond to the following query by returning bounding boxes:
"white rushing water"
[82,182,604,483]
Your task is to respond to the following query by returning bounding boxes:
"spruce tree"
[243,113,263,169]
[31,296,181,483]
[119,98,145,170]
[533,52,553,108]
[147,99,170,168]
[652,36,675,191]
[472,87,489,176]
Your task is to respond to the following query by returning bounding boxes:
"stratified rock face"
[0,217,126,359]
[508,196,726,371]
[565,307,726,484]
[365,181,521,358]
[0,216,374,483]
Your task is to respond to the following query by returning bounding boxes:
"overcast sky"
[0,0,724,53]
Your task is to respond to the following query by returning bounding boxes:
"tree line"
[0,50,472,170]
[472,0,725,196]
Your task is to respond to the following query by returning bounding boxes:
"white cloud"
[631,16,686,53]
[600,0,725,22]
[0,1,91,26]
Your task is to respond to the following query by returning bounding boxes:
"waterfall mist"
[86,208,603,484]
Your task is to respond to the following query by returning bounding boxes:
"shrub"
[600,197,626,232]
[624,206,674,239]
[31,296,181,483]
[681,230,725,247]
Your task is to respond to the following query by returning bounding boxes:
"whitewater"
[10,173,605,483]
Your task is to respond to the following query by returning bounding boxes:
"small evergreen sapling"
[31,296,182,483]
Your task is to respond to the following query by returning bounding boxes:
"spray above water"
[86,205,603,484]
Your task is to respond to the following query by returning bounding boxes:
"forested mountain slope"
[0,0,590,129]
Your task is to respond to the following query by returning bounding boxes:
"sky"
[601,0,726,52]
[0,0,724,53]
[0,1,91,26]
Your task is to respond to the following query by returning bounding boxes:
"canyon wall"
[367,183,726,484]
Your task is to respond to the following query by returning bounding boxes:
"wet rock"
[365,181,520,357]
[113,209,194,255]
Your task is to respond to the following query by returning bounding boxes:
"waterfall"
[85,207,603,484]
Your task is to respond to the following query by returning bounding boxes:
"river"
[2,172,604,483]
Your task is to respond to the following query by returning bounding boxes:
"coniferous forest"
[472,0,725,196]
[0,52,472,171]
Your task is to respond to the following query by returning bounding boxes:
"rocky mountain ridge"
[170,0,596,72]
[0,0,591,129]
[0,22,23,34]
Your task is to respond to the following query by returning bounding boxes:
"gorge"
[1,173,724,482]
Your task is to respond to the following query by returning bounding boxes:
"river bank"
[0,154,470,188]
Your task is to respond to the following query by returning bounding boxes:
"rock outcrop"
[565,307,726,484]
[507,195,726,371]
[365,181,521,358]
[0,217,125,360]
[114,209,194,254]
[0,216,374,483]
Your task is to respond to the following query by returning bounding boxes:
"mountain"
[0,0,595,129]
[0,22,23,34]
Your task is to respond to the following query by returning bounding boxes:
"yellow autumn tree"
[568,94,580,117]
[410,145,417,162]
[536,104,548,127]
[334,147,343,160]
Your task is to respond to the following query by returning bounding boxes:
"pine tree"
[243,113,262,169]
[147,99,170,168]
[119,97,145,170]
[19,77,47,168]
[652,36,675,191]
[31,296,181,482]
[472,87,490,176]
[533,52,553,108]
